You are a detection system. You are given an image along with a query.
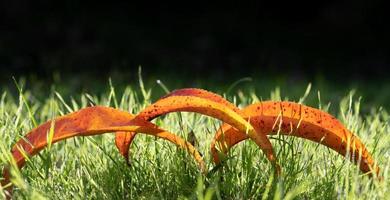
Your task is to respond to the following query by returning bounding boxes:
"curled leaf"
[1,106,204,198]
[115,88,240,161]
[211,101,380,176]
[115,88,279,170]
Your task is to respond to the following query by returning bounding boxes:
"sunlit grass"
[0,79,389,199]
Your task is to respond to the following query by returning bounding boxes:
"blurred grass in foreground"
[0,75,389,199]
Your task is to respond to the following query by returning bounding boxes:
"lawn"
[0,76,389,199]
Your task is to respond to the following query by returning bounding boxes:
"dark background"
[1,1,389,86]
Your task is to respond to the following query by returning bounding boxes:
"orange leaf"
[115,88,241,162]
[211,101,380,176]
[115,88,278,171]
[153,95,277,166]
[1,106,204,198]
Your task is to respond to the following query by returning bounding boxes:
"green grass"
[0,79,389,199]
